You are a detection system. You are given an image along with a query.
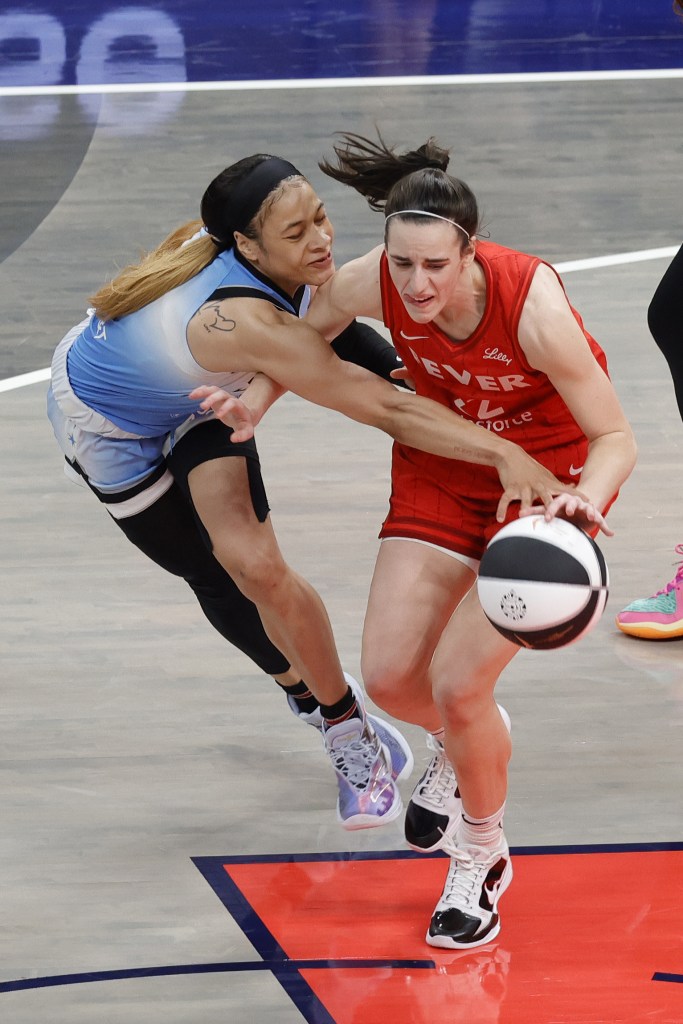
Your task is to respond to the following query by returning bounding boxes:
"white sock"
[460,802,506,849]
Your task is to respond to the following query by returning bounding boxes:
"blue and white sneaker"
[323,715,403,830]
[287,672,414,784]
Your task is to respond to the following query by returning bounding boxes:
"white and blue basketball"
[477,515,609,650]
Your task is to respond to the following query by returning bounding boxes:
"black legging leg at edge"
[648,243,683,422]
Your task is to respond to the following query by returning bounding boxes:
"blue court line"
[192,842,683,967]
[192,842,683,1023]
[196,839,683,867]
[2,843,681,1007]
[0,958,435,994]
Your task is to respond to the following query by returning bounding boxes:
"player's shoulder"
[336,244,383,282]
[191,289,293,342]
[330,245,382,299]
[525,260,567,308]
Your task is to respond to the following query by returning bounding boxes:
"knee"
[432,676,483,733]
[214,541,287,606]
[361,656,417,717]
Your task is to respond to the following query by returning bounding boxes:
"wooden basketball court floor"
[1,11,683,1023]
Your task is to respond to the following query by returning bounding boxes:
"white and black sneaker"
[405,705,511,853]
[404,732,461,852]
[427,833,513,949]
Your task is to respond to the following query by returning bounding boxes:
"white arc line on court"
[0,246,678,395]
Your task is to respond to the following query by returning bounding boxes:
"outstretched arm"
[518,264,637,533]
[191,316,568,522]
[188,251,571,521]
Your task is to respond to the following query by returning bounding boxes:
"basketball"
[477,515,609,650]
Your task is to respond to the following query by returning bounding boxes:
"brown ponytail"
[320,131,480,242]
[319,131,449,211]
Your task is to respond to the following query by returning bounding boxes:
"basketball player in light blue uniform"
[48,239,297,503]
[47,155,416,831]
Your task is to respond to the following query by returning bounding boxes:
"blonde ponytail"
[89,218,218,321]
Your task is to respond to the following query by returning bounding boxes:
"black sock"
[278,679,320,715]
[320,685,362,726]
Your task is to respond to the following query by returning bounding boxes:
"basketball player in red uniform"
[200,133,636,949]
[314,133,635,949]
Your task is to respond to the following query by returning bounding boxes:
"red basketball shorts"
[379,441,614,561]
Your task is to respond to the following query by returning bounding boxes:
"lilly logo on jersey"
[483,347,512,366]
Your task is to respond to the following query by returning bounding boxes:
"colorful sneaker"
[616,545,683,639]
[323,715,403,830]
[405,705,511,853]
[426,833,513,949]
[288,673,414,784]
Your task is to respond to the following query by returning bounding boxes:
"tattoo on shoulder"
[202,303,236,333]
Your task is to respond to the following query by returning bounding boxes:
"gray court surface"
[1,77,683,1021]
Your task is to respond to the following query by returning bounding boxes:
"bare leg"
[361,538,475,729]
[431,587,517,818]
[362,537,518,817]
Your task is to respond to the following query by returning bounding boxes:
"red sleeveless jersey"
[378,241,611,556]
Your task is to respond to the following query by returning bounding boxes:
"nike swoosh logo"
[399,330,429,340]
[481,880,500,912]
[568,464,584,476]
[480,857,508,912]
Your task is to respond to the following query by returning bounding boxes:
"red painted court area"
[224,849,683,1024]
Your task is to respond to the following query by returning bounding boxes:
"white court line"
[554,245,679,273]
[1,67,683,98]
[0,367,51,393]
[1,246,678,395]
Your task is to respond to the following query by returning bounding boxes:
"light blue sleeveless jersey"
[66,248,309,436]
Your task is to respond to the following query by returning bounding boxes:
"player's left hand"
[519,490,613,537]
[189,385,256,442]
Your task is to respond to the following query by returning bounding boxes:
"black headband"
[225,157,302,238]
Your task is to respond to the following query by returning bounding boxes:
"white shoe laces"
[439,835,492,911]
[330,729,382,790]
[417,733,457,806]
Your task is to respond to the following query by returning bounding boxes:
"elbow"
[617,427,638,482]
[624,420,638,467]
[628,433,638,475]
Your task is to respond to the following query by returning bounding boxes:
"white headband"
[385,209,470,241]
